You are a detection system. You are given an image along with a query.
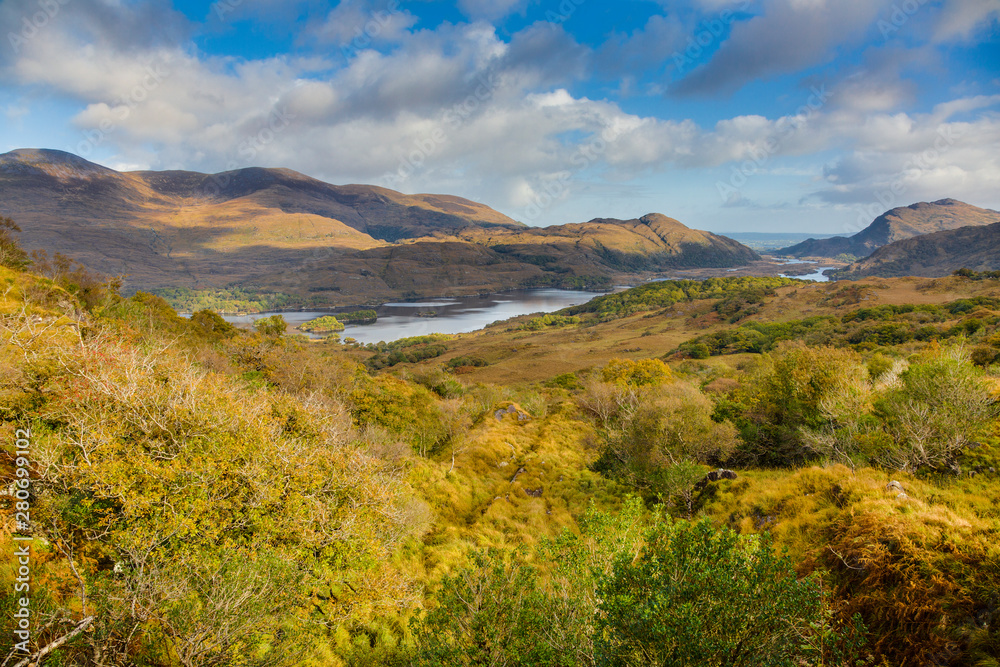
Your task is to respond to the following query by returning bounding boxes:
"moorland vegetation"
[2,219,999,666]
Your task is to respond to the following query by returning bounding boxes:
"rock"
[896,492,909,500]
[517,412,528,421]
[525,487,543,498]
[886,480,903,492]
[706,469,738,482]
[506,404,516,414]
[510,467,527,484]
[494,409,506,421]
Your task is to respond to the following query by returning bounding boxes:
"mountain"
[777,199,1000,259]
[835,220,1000,278]
[0,149,759,304]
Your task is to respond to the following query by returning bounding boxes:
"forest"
[2,216,999,666]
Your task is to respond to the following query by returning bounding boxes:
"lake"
[220,288,602,344]
[775,258,834,282]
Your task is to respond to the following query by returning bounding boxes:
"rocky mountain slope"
[778,199,1000,259]
[0,149,758,303]
[836,220,1000,278]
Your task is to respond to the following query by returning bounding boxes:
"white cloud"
[932,0,1000,42]
[2,0,999,227]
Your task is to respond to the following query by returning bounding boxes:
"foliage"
[679,298,1000,358]
[29,249,122,312]
[338,309,378,324]
[0,216,30,270]
[567,277,798,321]
[597,517,865,667]
[188,309,238,339]
[600,357,672,387]
[521,313,581,331]
[253,314,288,336]
[1,317,412,665]
[717,342,869,466]
[954,268,1000,280]
[300,315,346,332]
[445,354,488,369]
[153,286,301,314]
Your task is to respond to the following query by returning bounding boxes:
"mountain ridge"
[0,149,759,303]
[836,220,1000,278]
[777,199,1000,259]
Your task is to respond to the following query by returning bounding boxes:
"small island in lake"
[338,309,378,324]
[299,315,346,333]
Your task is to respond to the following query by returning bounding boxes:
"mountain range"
[0,149,758,303]
[836,220,1000,279]
[777,199,1000,259]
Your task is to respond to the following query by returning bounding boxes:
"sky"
[1,0,999,234]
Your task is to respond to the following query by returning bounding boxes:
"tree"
[596,517,860,667]
[253,314,287,336]
[0,216,30,270]
[585,379,737,511]
[409,550,559,666]
[875,346,997,471]
[721,342,868,466]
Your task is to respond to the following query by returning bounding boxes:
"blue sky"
[1,0,999,233]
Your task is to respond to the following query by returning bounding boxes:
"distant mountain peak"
[778,199,1000,259]
[0,148,120,181]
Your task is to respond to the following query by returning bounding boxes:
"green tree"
[720,342,868,466]
[253,314,287,336]
[0,216,31,270]
[875,346,997,471]
[596,518,860,667]
[409,550,559,666]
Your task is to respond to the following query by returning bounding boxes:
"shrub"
[253,314,288,336]
[597,517,865,667]
[601,358,672,387]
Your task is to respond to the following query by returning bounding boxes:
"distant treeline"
[677,297,1000,360]
[567,276,799,320]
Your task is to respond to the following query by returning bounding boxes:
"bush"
[597,517,865,667]
[253,314,288,336]
[601,358,672,387]
[0,216,30,270]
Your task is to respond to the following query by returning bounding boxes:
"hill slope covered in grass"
[2,220,1000,666]
[0,149,758,305]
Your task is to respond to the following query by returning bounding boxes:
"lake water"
[775,258,834,282]
[220,288,602,344]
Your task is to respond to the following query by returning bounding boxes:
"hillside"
[0,149,758,304]
[4,237,1000,666]
[837,219,1000,278]
[778,199,1000,259]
